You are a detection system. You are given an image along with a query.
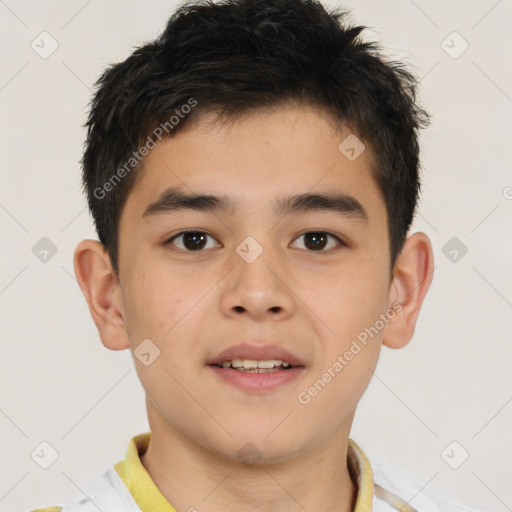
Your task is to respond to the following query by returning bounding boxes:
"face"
[116,104,394,462]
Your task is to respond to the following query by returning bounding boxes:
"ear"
[73,239,130,351]
[382,232,434,349]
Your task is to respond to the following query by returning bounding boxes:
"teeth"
[220,358,292,369]
[235,367,280,373]
[258,359,282,369]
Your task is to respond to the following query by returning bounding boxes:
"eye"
[291,231,344,251]
[165,230,345,253]
[166,231,221,251]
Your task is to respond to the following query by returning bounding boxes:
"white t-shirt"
[29,433,481,512]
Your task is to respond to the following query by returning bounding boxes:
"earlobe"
[73,239,130,351]
[382,232,434,349]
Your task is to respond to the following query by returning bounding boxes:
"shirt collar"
[114,432,375,512]
[114,432,177,512]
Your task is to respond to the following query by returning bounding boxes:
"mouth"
[207,342,305,369]
[212,358,297,373]
[207,343,305,392]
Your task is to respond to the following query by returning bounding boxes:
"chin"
[207,428,310,466]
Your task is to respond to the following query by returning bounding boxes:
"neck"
[139,402,357,512]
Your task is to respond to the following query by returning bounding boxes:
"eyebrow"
[142,186,368,223]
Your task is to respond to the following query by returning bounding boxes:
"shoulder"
[372,462,482,512]
[28,468,142,512]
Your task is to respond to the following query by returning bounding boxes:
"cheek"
[316,266,389,338]
[121,270,184,344]
[329,348,379,415]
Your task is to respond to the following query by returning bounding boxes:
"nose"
[220,244,296,322]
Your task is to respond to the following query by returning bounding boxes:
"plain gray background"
[1,0,511,510]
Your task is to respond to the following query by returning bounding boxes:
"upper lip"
[208,342,305,367]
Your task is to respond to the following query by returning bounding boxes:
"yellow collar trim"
[348,438,374,511]
[114,432,177,512]
[114,433,374,512]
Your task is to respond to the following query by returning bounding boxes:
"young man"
[31,0,478,510]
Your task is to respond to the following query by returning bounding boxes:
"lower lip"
[208,365,304,393]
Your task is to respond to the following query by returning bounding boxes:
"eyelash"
[165,230,346,253]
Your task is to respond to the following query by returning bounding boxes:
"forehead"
[121,104,385,225]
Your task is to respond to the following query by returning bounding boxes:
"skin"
[74,103,434,512]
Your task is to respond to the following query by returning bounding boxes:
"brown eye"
[292,232,343,251]
[168,231,221,251]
